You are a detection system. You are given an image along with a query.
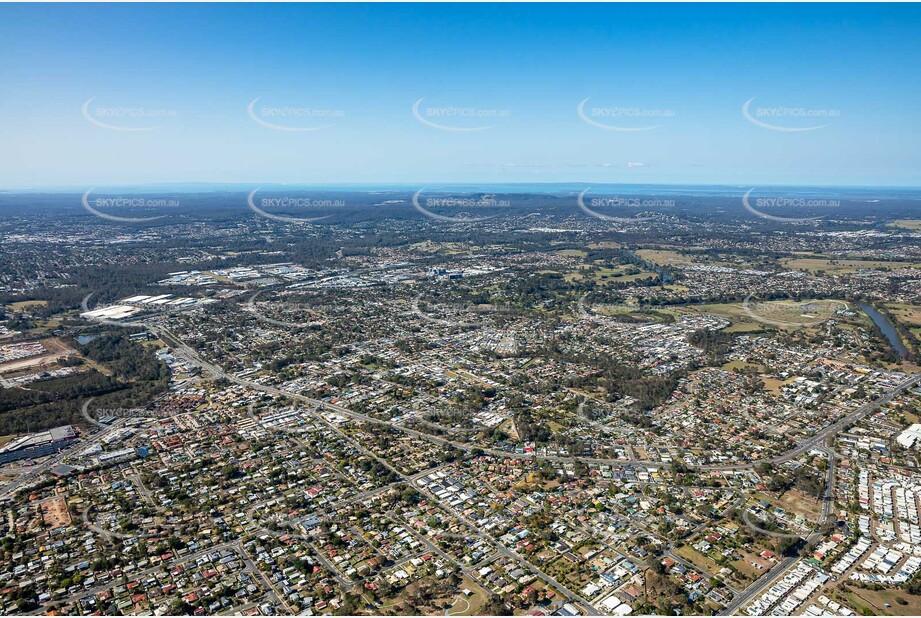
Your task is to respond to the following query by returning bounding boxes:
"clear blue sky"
[1,3,919,188]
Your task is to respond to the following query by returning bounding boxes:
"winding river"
[858,302,908,359]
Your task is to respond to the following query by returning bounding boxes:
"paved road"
[722,446,838,616]
[0,419,127,501]
[146,323,918,616]
[155,322,920,474]
[26,540,239,613]
[300,398,603,616]
[720,552,799,616]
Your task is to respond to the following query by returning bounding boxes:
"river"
[858,302,908,359]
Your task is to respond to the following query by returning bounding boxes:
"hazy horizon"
[1,3,920,187]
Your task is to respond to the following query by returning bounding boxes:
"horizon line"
[3,181,921,193]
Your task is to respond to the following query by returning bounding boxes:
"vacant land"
[781,257,918,274]
[39,497,72,527]
[636,249,699,267]
[554,249,588,258]
[889,219,921,231]
[0,338,76,375]
[887,303,921,327]
[845,585,921,616]
[563,264,657,284]
[595,303,678,323]
[722,360,764,372]
[732,549,773,582]
[675,544,721,578]
[443,577,487,616]
[682,299,847,332]
[762,377,794,396]
[772,488,822,522]
[7,300,49,311]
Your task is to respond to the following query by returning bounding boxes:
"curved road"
[153,321,919,474]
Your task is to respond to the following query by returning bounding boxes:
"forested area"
[0,333,169,434]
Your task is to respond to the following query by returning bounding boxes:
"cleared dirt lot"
[0,338,76,375]
[40,497,72,528]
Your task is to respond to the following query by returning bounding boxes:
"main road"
[721,445,838,616]
[153,320,920,474]
[149,323,920,617]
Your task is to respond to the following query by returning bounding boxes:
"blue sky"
[0,3,919,188]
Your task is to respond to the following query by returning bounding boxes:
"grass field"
[636,249,700,267]
[554,249,588,258]
[675,544,721,578]
[564,265,657,284]
[781,257,918,274]
[682,299,847,331]
[772,488,822,522]
[889,219,921,231]
[722,360,764,372]
[7,300,49,310]
[762,377,794,395]
[886,303,921,327]
[635,248,756,270]
[448,577,488,615]
[724,322,765,333]
[594,303,680,321]
[845,585,921,616]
